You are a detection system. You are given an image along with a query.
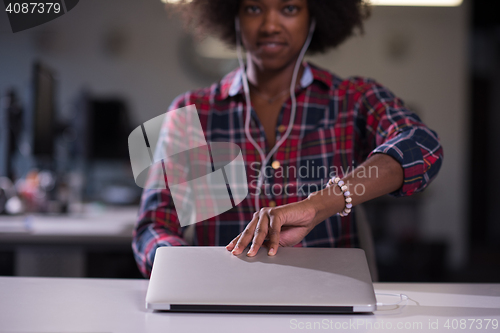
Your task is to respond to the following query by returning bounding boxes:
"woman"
[132,0,443,277]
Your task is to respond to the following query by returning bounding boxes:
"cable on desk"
[375,293,409,307]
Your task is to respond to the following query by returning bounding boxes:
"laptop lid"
[146,246,376,313]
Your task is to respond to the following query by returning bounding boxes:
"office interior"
[0,0,498,282]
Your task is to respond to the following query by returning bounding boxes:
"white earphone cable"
[235,17,316,211]
[375,293,409,308]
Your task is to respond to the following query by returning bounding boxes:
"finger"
[225,234,241,251]
[232,212,259,255]
[247,214,270,257]
[267,211,282,256]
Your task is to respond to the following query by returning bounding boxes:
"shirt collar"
[219,61,332,100]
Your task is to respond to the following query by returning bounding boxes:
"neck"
[245,54,305,97]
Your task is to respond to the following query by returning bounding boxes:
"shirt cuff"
[368,132,426,197]
[144,236,189,277]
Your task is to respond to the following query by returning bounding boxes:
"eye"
[244,5,261,14]
[282,5,298,15]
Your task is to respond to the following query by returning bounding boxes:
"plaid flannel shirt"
[132,62,443,277]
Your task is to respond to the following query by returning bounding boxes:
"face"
[238,0,310,72]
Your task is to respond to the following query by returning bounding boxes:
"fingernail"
[268,248,275,256]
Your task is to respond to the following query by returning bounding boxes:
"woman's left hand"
[225,200,318,257]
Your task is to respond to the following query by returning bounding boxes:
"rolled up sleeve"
[359,79,443,196]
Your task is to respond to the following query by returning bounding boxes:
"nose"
[260,10,281,35]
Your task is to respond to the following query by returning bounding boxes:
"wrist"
[305,188,345,225]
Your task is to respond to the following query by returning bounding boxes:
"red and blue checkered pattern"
[132,62,443,277]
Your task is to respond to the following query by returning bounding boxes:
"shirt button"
[269,200,276,207]
[278,125,286,133]
[272,161,280,169]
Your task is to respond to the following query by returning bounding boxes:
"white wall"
[0,0,469,267]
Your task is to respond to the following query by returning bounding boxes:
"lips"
[257,41,287,54]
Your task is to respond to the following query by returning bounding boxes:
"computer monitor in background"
[86,99,131,161]
[70,94,138,204]
[86,99,137,204]
[28,63,137,206]
[71,93,132,162]
[32,61,56,162]
[1,89,23,181]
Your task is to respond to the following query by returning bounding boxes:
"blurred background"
[0,0,498,281]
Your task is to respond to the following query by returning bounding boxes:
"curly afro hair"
[173,0,371,54]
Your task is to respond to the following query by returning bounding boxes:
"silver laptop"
[146,246,376,313]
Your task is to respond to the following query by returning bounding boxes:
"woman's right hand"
[225,200,318,257]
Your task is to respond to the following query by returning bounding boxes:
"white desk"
[0,206,138,243]
[0,277,499,333]
[0,206,138,276]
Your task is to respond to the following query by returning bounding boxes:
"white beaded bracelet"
[327,176,353,217]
